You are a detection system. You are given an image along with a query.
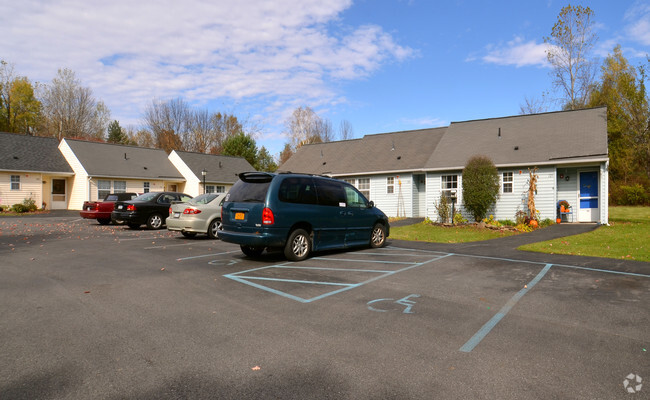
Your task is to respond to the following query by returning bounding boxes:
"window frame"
[502,172,513,193]
[97,179,111,200]
[357,178,370,200]
[387,177,394,194]
[441,175,458,200]
[143,182,150,193]
[10,175,20,190]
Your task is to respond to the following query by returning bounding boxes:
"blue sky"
[2,1,649,157]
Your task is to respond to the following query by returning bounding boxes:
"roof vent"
[514,146,519,151]
[397,156,401,160]
[322,161,327,165]
[13,156,19,159]
[124,153,128,160]
[143,166,148,170]
[498,128,501,138]
[219,161,222,168]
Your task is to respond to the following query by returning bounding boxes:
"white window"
[216,185,225,193]
[113,181,126,193]
[343,178,355,186]
[387,177,394,194]
[143,182,150,193]
[97,180,111,199]
[358,178,370,200]
[10,175,20,190]
[206,185,215,194]
[441,175,458,200]
[502,172,513,193]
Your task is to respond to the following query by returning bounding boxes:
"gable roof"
[281,107,608,176]
[279,127,447,175]
[425,107,608,170]
[63,139,183,180]
[0,132,73,174]
[173,151,255,183]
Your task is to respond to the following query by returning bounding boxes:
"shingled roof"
[280,107,608,175]
[173,151,255,183]
[0,132,73,174]
[279,127,446,175]
[64,139,183,179]
[425,107,608,170]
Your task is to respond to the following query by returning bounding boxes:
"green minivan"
[219,172,390,261]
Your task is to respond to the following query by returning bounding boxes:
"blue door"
[578,171,599,222]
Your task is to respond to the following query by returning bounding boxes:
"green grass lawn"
[519,206,650,262]
[390,221,518,243]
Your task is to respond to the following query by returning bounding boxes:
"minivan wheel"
[241,245,264,258]
[370,223,386,248]
[284,229,311,261]
[207,219,222,239]
[146,213,163,229]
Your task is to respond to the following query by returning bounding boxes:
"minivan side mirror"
[368,201,374,208]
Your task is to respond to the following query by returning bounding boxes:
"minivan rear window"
[226,180,270,203]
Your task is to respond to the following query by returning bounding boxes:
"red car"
[80,193,138,225]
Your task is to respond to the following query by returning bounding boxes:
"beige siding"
[169,151,201,196]
[58,139,89,210]
[88,179,167,201]
[0,172,43,209]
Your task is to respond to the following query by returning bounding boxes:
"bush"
[434,194,452,223]
[453,212,467,225]
[22,198,37,212]
[619,184,649,205]
[11,203,30,213]
[462,155,500,221]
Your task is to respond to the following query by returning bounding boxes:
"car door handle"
[340,211,353,216]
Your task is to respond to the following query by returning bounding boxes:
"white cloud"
[0,0,413,127]
[479,37,550,68]
[625,2,650,45]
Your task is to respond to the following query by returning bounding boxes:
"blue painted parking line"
[223,253,453,303]
[459,263,553,353]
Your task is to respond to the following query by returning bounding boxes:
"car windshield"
[188,193,220,205]
[133,192,158,202]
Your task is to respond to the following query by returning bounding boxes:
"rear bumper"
[166,217,207,233]
[80,211,111,220]
[218,228,287,248]
[111,211,145,225]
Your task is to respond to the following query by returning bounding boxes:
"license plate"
[118,205,123,210]
[235,212,245,220]
[174,212,180,218]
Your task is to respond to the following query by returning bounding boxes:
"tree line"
[0,62,353,172]
[520,5,649,205]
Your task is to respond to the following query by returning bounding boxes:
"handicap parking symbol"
[367,294,420,314]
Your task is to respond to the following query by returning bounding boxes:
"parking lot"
[1,214,648,399]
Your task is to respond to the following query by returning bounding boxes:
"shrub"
[453,212,467,225]
[434,194,452,223]
[22,198,37,212]
[462,155,500,221]
[11,203,30,213]
[620,184,649,205]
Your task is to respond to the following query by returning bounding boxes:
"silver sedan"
[166,193,226,239]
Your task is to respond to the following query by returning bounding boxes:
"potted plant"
[559,200,570,213]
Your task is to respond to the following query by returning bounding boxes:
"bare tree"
[41,68,110,140]
[338,119,354,140]
[284,106,336,149]
[544,5,598,110]
[143,98,191,151]
[519,92,551,115]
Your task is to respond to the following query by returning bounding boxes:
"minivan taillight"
[262,207,274,225]
[126,204,136,211]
